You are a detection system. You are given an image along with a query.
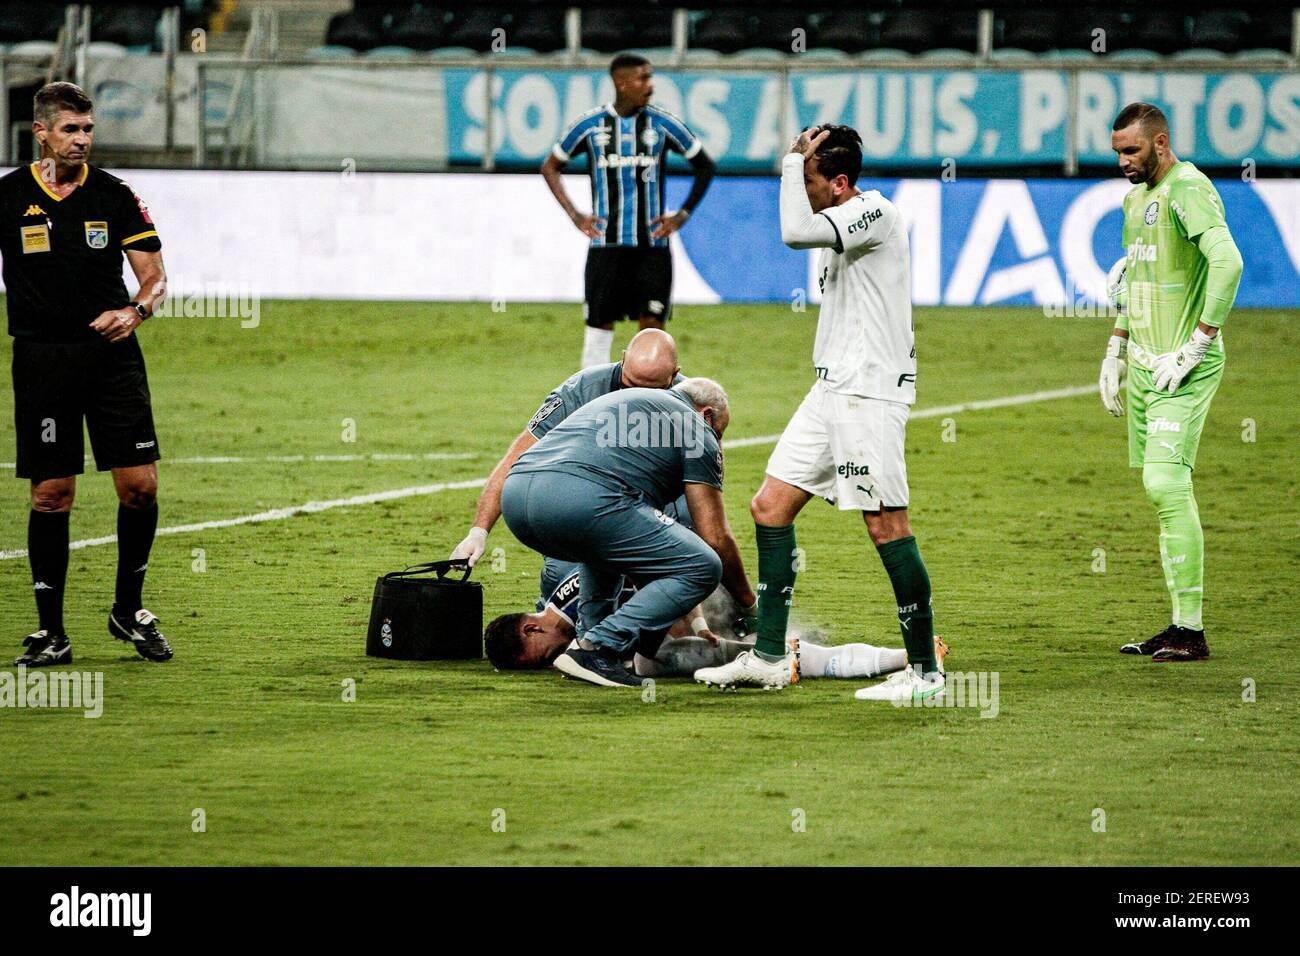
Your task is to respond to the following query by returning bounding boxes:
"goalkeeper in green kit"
[1100,103,1243,662]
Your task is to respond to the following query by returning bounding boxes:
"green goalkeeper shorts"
[1127,359,1223,470]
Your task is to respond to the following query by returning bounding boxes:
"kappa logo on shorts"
[84,221,109,249]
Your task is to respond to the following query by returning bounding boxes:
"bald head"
[621,328,680,388]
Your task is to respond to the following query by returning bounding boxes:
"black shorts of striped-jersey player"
[366,560,482,660]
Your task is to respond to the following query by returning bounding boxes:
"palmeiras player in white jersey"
[695,125,944,703]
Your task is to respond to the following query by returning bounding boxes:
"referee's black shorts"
[11,335,161,482]
[583,246,673,328]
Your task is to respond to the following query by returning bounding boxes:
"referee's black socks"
[115,503,158,615]
[28,509,70,635]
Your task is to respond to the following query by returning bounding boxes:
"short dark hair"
[609,53,650,77]
[809,124,863,187]
[34,82,93,126]
[483,613,527,669]
[1112,102,1168,136]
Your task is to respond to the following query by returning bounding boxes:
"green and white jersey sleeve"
[1120,162,1228,366]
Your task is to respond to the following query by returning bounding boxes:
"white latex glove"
[450,526,488,567]
[1099,334,1128,417]
[1152,328,1215,394]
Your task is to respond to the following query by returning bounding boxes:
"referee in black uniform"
[2,82,172,665]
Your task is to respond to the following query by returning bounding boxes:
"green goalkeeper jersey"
[1119,161,1227,365]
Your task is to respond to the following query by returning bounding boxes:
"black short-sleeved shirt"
[0,163,162,342]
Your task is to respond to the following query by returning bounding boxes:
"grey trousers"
[502,471,721,654]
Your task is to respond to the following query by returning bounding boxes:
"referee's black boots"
[14,630,72,667]
[108,606,174,662]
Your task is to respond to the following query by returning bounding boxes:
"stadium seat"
[918,48,976,63]
[1129,17,1187,55]
[988,47,1036,62]
[1040,48,1097,62]
[880,10,948,54]
[998,12,1058,53]
[1172,48,1227,61]
[856,48,911,63]
[1055,7,1125,54]
[1189,9,1248,53]
[581,6,643,53]
[1232,48,1292,64]
[0,3,66,45]
[799,47,850,62]
[510,7,566,53]
[92,4,160,49]
[1254,6,1297,52]
[731,48,787,62]
[8,40,58,58]
[691,9,751,54]
[428,46,477,59]
[815,10,876,54]
[681,47,726,64]
[326,11,382,52]
[1108,48,1160,62]
[85,41,130,58]
[365,45,417,59]
[307,45,358,59]
[388,7,448,51]
[446,9,510,52]
[749,9,814,53]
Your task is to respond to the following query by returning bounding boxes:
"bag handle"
[383,559,473,583]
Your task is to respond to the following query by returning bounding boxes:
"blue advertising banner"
[442,67,1300,172]
[661,175,1299,308]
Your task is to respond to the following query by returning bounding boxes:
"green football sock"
[876,535,937,673]
[754,523,797,658]
[1142,461,1204,631]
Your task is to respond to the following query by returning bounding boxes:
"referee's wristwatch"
[130,302,149,322]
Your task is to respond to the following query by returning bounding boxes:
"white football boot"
[854,666,945,703]
[694,648,797,690]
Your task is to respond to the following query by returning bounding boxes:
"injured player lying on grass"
[483,555,947,682]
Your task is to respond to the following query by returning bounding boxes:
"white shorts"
[765,382,910,511]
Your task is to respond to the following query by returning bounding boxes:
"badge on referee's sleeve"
[84,220,109,249]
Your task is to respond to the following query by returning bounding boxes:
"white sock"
[645,637,745,676]
[581,326,614,368]
[798,641,907,679]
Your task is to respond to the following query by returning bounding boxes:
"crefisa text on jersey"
[49,886,151,936]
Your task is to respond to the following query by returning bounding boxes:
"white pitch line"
[723,383,1095,448]
[0,451,477,469]
[0,383,1093,561]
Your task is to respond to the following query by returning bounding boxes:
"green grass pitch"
[0,300,1296,866]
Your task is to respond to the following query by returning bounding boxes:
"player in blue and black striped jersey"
[541,54,715,369]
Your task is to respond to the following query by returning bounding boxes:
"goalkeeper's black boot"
[109,606,173,662]
[1120,625,1176,656]
[1152,626,1210,662]
[15,630,72,667]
